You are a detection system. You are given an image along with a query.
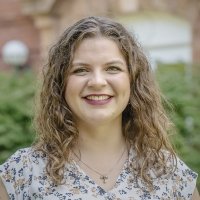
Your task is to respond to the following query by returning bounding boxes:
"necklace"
[72,146,127,184]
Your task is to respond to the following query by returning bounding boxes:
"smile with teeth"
[85,95,111,101]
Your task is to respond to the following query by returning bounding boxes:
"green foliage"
[0,71,35,163]
[156,63,200,189]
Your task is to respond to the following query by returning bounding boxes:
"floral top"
[0,147,198,200]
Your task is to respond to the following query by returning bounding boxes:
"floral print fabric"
[0,147,198,200]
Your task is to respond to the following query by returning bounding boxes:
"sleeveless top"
[0,147,198,200]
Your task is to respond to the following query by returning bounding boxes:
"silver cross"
[100,175,108,184]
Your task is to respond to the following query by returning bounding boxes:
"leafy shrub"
[0,71,35,163]
[156,63,200,189]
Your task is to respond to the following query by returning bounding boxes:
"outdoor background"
[0,0,200,190]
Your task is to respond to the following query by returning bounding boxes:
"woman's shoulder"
[0,147,46,168]
[129,147,198,199]
[175,156,198,177]
[0,148,32,171]
[0,147,47,183]
[157,153,198,199]
[0,147,47,198]
[172,156,198,187]
[162,151,198,182]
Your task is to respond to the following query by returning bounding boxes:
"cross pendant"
[100,175,108,184]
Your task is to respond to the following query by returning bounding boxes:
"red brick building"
[0,0,40,70]
[0,0,200,71]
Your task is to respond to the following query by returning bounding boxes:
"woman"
[0,16,199,199]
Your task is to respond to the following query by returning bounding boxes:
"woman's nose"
[87,71,107,89]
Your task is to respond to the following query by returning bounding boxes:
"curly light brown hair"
[34,16,176,187]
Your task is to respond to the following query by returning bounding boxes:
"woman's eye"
[72,68,88,75]
[107,66,121,73]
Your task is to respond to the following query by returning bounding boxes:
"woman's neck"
[75,119,126,155]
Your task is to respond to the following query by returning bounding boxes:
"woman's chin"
[82,114,121,126]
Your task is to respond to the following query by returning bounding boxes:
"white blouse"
[0,147,198,200]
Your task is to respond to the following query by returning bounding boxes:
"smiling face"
[65,37,130,127]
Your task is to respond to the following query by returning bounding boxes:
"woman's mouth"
[83,94,113,105]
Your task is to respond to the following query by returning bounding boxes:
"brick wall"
[1,0,199,70]
[0,0,40,70]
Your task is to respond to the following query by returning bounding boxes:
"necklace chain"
[73,146,127,184]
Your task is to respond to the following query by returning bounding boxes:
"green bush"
[156,63,200,189]
[0,71,35,163]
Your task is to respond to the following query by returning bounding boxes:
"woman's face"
[65,37,130,126]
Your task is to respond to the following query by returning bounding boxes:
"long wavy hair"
[34,16,176,187]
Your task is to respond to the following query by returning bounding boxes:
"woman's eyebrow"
[72,62,90,67]
[72,59,126,67]
[105,59,126,66]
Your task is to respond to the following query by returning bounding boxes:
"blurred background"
[0,0,200,189]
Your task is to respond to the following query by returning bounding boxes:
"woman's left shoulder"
[174,156,198,180]
[169,155,198,199]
